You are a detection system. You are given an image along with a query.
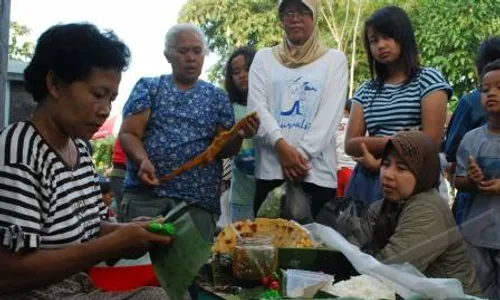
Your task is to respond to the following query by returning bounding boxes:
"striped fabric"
[0,122,107,252]
[222,158,232,182]
[352,67,452,137]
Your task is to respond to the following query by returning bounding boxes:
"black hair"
[99,175,112,194]
[481,59,500,79]
[224,47,256,105]
[476,37,500,76]
[24,23,131,103]
[363,6,420,88]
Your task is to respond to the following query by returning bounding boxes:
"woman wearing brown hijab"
[248,0,348,218]
[350,131,482,296]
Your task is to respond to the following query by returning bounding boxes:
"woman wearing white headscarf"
[248,0,348,218]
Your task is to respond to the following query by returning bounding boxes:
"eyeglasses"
[280,10,313,20]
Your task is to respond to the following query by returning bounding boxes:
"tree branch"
[321,0,340,47]
[349,0,363,98]
[339,0,350,47]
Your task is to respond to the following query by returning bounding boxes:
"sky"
[10,0,218,120]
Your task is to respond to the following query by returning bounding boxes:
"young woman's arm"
[421,90,448,145]
[344,103,389,158]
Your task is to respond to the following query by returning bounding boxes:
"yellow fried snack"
[211,218,314,254]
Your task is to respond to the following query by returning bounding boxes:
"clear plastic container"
[232,235,277,281]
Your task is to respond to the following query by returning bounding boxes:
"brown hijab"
[371,131,440,251]
[383,131,440,196]
[273,0,328,68]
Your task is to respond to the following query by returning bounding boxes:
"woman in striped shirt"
[0,23,171,299]
[344,6,452,205]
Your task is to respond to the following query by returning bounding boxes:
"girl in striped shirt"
[344,6,452,205]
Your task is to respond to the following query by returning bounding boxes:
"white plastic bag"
[217,189,231,228]
[304,223,468,300]
[285,269,333,298]
[282,183,313,224]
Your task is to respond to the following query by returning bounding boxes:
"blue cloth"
[442,90,487,163]
[345,164,383,206]
[122,75,235,213]
[454,191,472,226]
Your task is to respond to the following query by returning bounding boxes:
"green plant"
[90,137,114,174]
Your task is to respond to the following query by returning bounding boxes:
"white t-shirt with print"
[247,48,348,188]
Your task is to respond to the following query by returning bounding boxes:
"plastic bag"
[304,223,471,300]
[316,196,368,237]
[216,189,231,228]
[285,269,333,298]
[256,183,285,218]
[282,183,313,224]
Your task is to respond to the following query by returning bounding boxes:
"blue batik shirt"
[122,75,235,213]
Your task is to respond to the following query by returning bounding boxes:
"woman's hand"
[138,159,160,186]
[275,139,311,181]
[110,222,172,260]
[237,113,260,139]
[352,143,380,172]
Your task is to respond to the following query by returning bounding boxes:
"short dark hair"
[363,6,420,88]
[24,23,131,103]
[481,59,500,79]
[476,37,500,76]
[224,47,256,105]
[99,175,112,194]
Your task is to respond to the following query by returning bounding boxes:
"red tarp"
[92,115,117,140]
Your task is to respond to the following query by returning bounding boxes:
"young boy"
[455,59,500,299]
[443,37,500,221]
[99,175,117,222]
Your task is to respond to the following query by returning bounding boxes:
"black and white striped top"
[0,122,107,252]
[352,67,452,137]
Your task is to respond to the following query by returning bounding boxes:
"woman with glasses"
[248,0,348,219]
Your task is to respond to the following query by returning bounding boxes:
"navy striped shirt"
[352,68,452,137]
[0,122,107,252]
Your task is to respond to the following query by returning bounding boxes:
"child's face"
[380,152,416,202]
[367,27,401,65]
[231,54,249,94]
[481,69,500,114]
[102,192,113,207]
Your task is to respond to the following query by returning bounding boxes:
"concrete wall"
[8,80,35,123]
[0,0,11,128]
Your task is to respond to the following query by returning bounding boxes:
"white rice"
[325,274,396,300]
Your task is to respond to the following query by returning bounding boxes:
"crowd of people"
[0,0,499,298]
